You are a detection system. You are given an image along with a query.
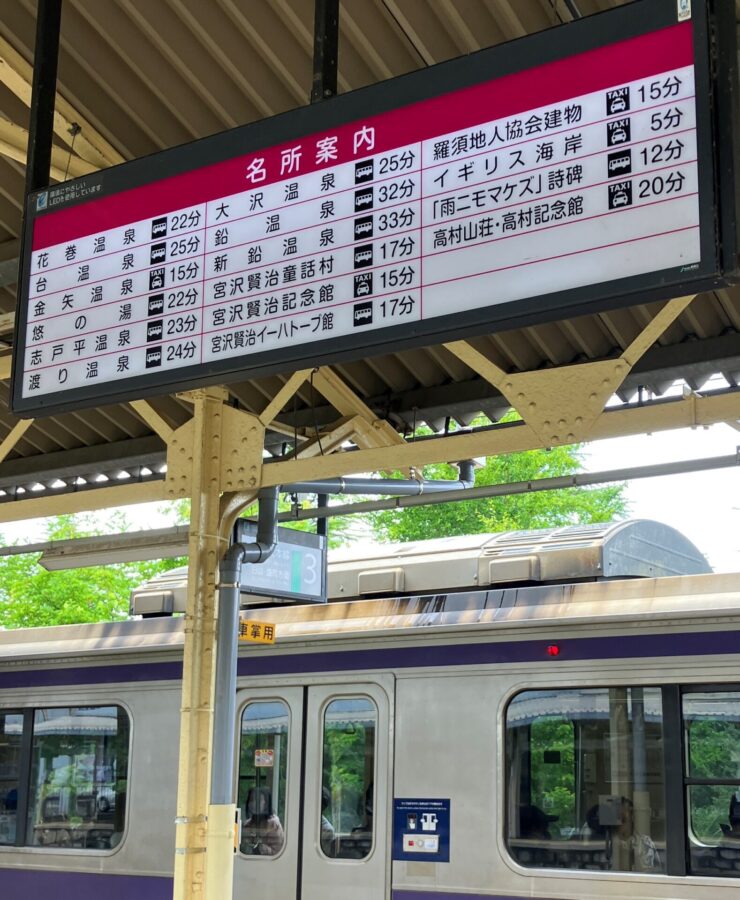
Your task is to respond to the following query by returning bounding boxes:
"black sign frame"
[12,0,738,417]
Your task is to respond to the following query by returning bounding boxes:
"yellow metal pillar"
[172,387,230,900]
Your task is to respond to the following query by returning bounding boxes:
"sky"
[581,423,739,572]
[1,423,738,573]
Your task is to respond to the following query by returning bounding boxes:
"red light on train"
[546,644,560,657]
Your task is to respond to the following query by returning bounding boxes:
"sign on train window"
[238,700,288,857]
[505,687,666,873]
[320,697,376,860]
[12,0,736,417]
[26,706,130,850]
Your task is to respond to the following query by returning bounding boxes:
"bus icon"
[354,216,374,239]
[145,347,162,368]
[147,320,163,342]
[151,217,168,239]
[150,243,167,264]
[355,160,374,183]
[354,188,374,212]
[354,245,373,268]
[607,149,632,177]
[353,301,373,326]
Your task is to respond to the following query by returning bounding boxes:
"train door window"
[320,697,377,860]
[683,691,740,877]
[506,687,665,873]
[26,705,129,850]
[0,711,23,844]
[238,700,289,857]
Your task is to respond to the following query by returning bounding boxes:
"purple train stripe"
[394,894,532,900]
[0,867,172,899]
[236,628,740,677]
[0,659,181,689]
[0,868,532,900]
[1,628,738,690]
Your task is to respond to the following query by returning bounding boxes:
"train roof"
[129,518,711,616]
[328,518,711,599]
[1,570,740,667]
[0,520,737,667]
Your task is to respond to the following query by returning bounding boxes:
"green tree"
[370,438,627,543]
[0,513,183,629]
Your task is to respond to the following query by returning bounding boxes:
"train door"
[233,678,393,900]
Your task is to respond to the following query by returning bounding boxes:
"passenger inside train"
[241,788,284,856]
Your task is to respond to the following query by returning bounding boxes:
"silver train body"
[1,520,740,900]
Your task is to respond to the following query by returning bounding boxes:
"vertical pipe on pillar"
[316,493,328,539]
[310,0,339,104]
[26,0,62,196]
[173,388,229,900]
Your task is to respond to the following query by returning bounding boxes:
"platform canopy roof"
[0,0,737,517]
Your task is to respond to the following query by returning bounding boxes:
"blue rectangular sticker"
[392,798,450,862]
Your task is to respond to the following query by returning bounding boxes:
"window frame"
[680,684,740,875]
[236,697,292,861]
[0,703,131,854]
[503,682,740,879]
[318,693,378,863]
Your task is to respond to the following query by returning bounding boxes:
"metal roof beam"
[0,309,15,333]
[312,366,405,449]
[262,390,740,485]
[0,115,95,181]
[0,32,124,169]
[258,369,311,427]
[0,434,165,488]
[263,334,740,442]
[0,417,33,464]
[0,238,19,288]
[0,478,166,523]
[129,400,175,444]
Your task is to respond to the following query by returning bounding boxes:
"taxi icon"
[610,125,628,144]
[611,189,630,207]
[609,96,627,114]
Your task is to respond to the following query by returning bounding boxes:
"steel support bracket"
[166,401,264,497]
[446,296,698,446]
[219,406,265,492]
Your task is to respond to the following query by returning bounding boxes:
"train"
[1,518,740,899]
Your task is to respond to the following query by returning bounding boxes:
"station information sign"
[235,521,327,605]
[12,1,732,416]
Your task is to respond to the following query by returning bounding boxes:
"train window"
[0,711,23,845]
[320,697,376,860]
[506,687,665,873]
[238,701,288,857]
[683,691,740,877]
[26,706,129,851]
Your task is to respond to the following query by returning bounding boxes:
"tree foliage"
[0,513,183,630]
[369,440,628,543]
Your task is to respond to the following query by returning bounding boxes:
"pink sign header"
[31,21,692,251]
